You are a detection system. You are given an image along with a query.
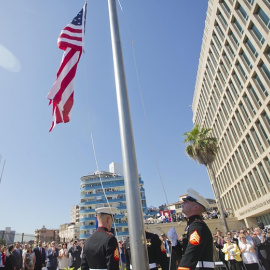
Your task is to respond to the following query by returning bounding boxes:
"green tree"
[183,124,228,233]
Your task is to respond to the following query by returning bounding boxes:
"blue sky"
[0,0,211,235]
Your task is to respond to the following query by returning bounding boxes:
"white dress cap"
[183,188,210,209]
[95,206,117,215]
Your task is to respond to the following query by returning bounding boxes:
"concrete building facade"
[34,226,60,244]
[71,204,80,224]
[80,163,147,240]
[193,0,270,228]
[59,223,80,242]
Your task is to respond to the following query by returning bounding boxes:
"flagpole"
[107,0,149,269]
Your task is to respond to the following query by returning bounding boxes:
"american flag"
[47,2,87,132]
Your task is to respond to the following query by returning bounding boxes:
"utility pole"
[21,233,24,243]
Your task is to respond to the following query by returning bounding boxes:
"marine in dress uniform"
[178,189,214,270]
[81,207,119,270]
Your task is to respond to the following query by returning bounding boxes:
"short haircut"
[8,244,14,252]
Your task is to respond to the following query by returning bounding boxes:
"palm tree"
[183,124,228,233]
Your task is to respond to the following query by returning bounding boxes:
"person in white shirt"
[22,244,29,269]
[238,234,259,270]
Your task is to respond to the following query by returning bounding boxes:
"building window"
[226,89,235,106]
[211,41,220,58]
[258,162,270,190]
[230,122,238,140]
[256,6,270,30]
[236,110,246,130]
[253,168,267,195]
[229,159,237,179]
[220,61,229,77]
[241,50,253,70]
[236,150,245,172]
[235,185,243,207]
[232,155,241,176]
[233,17,244,35]
[239,146,249,168]
[238,4,249,21]
[241,179,251,203]
[245,38,259,58]
[261,111,270,132]
[247,84,261,108]
[232,116,242,136]
[250,23,265,45]
[215,22,225,39]
[229,80,239,98]
[243,94,256,116]
[259,62,270,83]
[213,32,222,50]
[265,46,270,62]
[251,128,264,152]
[226,129,234,149]
[232,71,244,89]
[236,61,248,80]
[246,0,254,6]
[209,50,218,67]
[223,51,232,68]
[249,172,261,197]
[218,70,226,85]
[254,74,269,97]
[255,120,270,146]
[238,182,247,205]
[217,9,228,28]
[230,30,240,47]
[239,103,251,123]
[221,0,231,15]
[246,134,259,158]
[245,175,256,200]
[242,139,254,163]
[226,41,236,59]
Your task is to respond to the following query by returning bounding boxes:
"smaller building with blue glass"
[80,162,147,240]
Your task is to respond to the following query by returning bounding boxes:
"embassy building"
[193,0,270,227]
[79,162,148,239]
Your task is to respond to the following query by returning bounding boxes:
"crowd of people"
[145,209,234,224]
[0,226,269,270]
[214,226,270,270]
[0,240,84,270]
[1,226,269,270]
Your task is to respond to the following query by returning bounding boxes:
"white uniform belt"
[196,261,215,268]
[130,263,157,269]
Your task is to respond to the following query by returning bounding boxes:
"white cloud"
[0,44,21,72]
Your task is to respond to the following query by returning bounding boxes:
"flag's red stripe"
[59,33,82,42]
[56,49,77,78]
[62,92,74,123]
[53,53,81,104]
[58,41,83,52]
[62,26,82,33]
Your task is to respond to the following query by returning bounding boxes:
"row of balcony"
[81,181,144,190]
[80,204,147,213]
[81,197,126,206]
[81,190,126,198]
[80,196,146,206]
